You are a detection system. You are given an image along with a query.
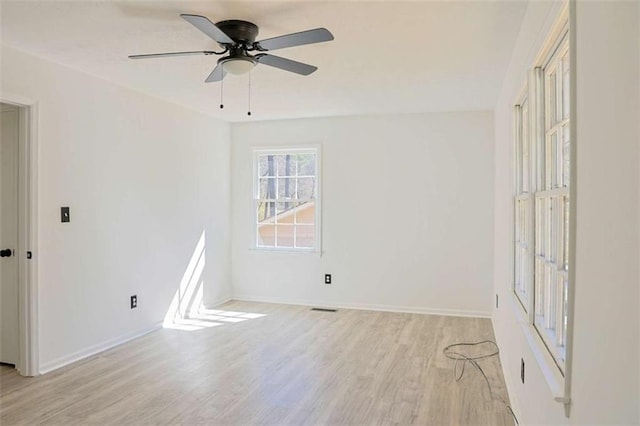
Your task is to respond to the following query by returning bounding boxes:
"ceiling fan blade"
[256,54,317,76]
[180,14,234,45]
[129,51,218,60]
[256,28,333,51]
[205,64,227,83]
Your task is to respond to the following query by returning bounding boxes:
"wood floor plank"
[0,301,514,425]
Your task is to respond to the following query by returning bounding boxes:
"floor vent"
[311,307,337,312]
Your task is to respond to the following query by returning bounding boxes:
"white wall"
[571,2,639,423]
[1,45,231,372]
[231,112,495,317]
[492,1,640,424]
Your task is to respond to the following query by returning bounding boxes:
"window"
[253,148,320,251]
[514,94,532,310]
[514,29,570,372]
[535,34,570,369]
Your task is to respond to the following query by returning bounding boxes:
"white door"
[0,104,19,366]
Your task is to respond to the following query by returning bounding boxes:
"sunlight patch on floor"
[163,231,266,331]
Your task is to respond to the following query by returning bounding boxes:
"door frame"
[1,93,39,376]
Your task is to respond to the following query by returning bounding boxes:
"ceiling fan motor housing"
[215,20,259,45]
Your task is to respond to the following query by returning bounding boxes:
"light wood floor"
[0,301,514,425]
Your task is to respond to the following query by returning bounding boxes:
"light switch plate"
[61,207,70,223]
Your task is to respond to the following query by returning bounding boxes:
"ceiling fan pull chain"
[247,72,252,116]
[220,76,225,109]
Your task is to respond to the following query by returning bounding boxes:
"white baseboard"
[231,294,491,318]
[203,295,233,309]
[39,322,162,375]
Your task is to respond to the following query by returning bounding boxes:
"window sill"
[250,247,321,255]
[509,293,565,399]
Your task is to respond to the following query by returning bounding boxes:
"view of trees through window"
[255,150,317,249]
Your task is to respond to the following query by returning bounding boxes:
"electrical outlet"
[130,295,137,309]
[521,358,525,384]
[324,274,332,284]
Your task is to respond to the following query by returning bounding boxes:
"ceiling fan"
[129,14,334,82]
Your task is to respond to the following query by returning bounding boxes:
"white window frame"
[252,146,321,253]
[533,32,570,371]
[511,3,575,416]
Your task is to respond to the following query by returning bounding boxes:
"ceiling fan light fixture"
[221,57,256,75]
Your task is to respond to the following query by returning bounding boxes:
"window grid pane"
[561,52,570,120]
[563,197,570,271]
[515,104,523,194]
[513,100,531,310]
[555,272,565,346]
[522,102,530,193]
[295,225,314,248]
[547,70,557,129]
[535,259,544,317]
[562,123,570,188]
[547,131,558,189]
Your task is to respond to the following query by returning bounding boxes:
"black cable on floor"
[442,340,519,425]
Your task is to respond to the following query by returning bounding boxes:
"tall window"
[253,148,319,250]
[514,30,570,372]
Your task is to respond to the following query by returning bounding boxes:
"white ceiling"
[1,1,528,122]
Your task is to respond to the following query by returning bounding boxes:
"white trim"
[231,295,492,318]
[562,0,577,417]
[533,3,570,68]
[0,94,39,377]
[535,187,569,198]
[39,323,162,375]
[203,296,233,308]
